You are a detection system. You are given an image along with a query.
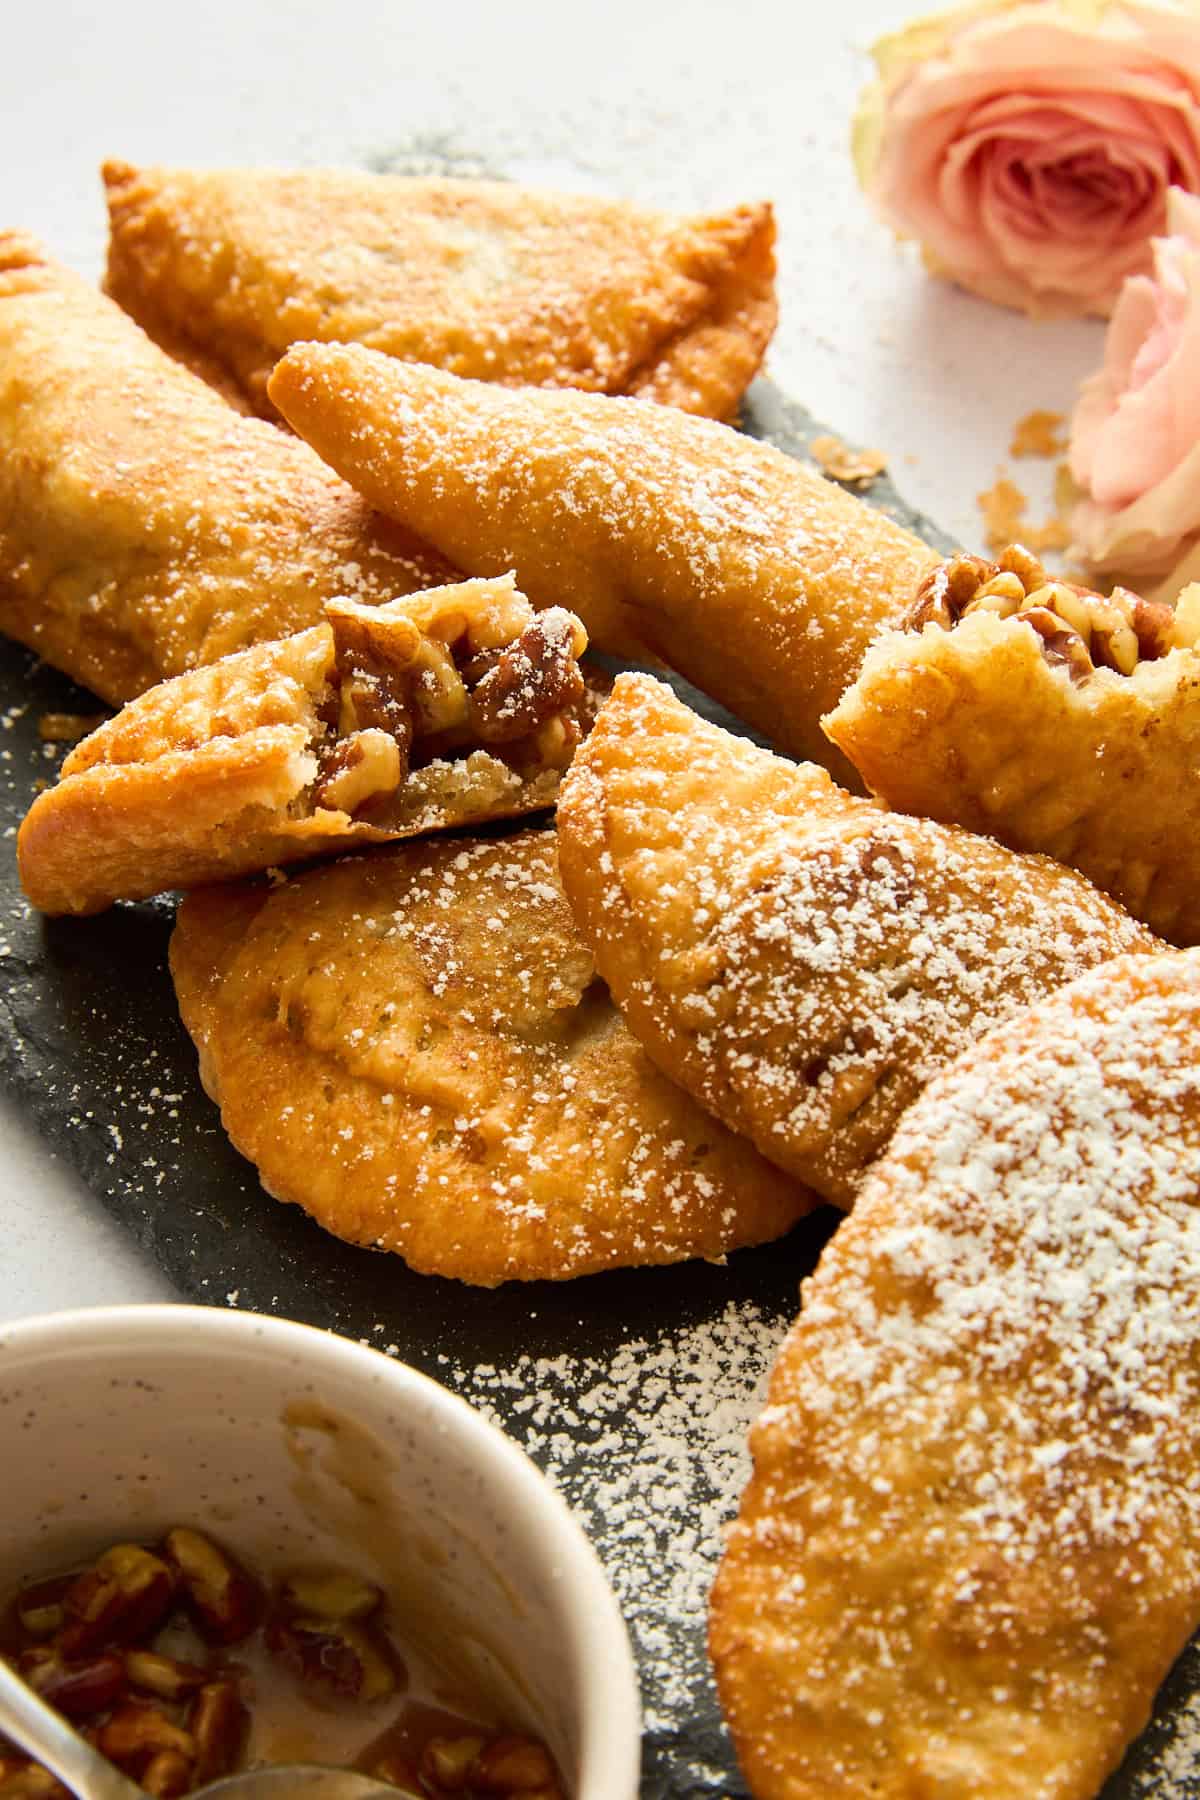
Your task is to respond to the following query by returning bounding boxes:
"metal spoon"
[0,1658,420,1800]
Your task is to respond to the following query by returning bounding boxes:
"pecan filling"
[310,598,588,822]
[0,1532,565,1800]
[903,545,1186,684]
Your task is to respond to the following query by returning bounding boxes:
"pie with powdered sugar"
[711,948,1200,1800]
[0,232,451,707]
[555,671,1161,1206]
[103,163,778,423]
[265,343,940,781]
[169,829,817,1286]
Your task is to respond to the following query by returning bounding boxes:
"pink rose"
[854,0,1200,317]
[1070,186,1200,582]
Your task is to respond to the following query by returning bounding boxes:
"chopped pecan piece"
[14,1578,70,1641]
[1019,608,1094,684]
[124,1649,207,1701]
[189,1681,247,1785]
[265,1614,396,1702]
[17,1648,125,1717]
[162,1530,259,1646]
[420,1735,487,1791]
[140,1751,193,1799]
[467,610,587,744]
[97,1703,196,1771]
[60,1546,175,1653]
[473,1734,562,1794]
[328,599,418,759]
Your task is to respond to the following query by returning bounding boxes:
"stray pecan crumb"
[1009,410,1066,459]
[809,434,887,486]
[977,474,1070,556]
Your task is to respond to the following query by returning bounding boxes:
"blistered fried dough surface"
[710,951,1200,1800]
[267,348,939,775]
[556,674,1159,1205]
[825,545,1200,944]
[0,234,451,706]
[169,833,815,1286]
[18,577,589,915]
[103,163,777,421]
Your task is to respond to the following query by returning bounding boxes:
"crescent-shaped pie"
[0,233,449,705]
[711,948,1200,1800]
[555,672,1160,1204]
[103,162,777,421]
[266,345,940,780]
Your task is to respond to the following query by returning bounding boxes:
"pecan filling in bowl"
[0,1530,564,1800]
[903,543,1199,684]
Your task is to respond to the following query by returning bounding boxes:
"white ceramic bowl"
[0,1305,641,1799]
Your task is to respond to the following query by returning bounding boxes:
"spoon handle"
[0,1657,146,1800]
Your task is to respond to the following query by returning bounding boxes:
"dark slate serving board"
[0,382,1188,1799]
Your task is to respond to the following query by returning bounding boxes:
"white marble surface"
[0,0,1105,1322]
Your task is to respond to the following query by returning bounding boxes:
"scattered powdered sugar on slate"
[447,1298,787,1734]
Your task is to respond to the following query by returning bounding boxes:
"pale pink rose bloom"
[854,0,1200,317]
[1070,186,1200,577]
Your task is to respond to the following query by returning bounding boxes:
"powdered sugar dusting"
[561,672,1158,1206]
[448,1299,786,1738]
[713,952,1200,1797]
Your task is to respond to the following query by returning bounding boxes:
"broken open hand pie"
[18,577,590,915]
[104,162,777,422]
[824,545,1200,945]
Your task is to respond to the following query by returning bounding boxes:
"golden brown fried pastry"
[710,949,1200,1800]
[169,831,816,1285]
[824,544,1200,944]
[0,233,451,706]
[18,577,590,915]
[266,347,940,778]
[556,673,1159,1205]
[103,162,777,422]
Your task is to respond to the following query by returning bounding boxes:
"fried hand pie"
[18,577,590,915]
[0,233,450,706]
[266,346,940,777]
[710,949,1200,1800]
[556,673,1159,1205]
[169,832,816,1285]
[825,544,1200,944]
[103,163,776,422]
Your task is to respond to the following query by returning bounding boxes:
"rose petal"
[861,1,1200,314]
[1088,250,1200,506]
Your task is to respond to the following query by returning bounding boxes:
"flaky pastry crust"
[103,163,777,422]
[169,832,816,1285]
[18,576,589,915]
[0,233,450,706]
[556,674,1160,1204]
[266,346,940,780]
[824,547,1200,944]
[711,949,1200,1800]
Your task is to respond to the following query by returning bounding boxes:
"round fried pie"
[169,830,816,1286]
